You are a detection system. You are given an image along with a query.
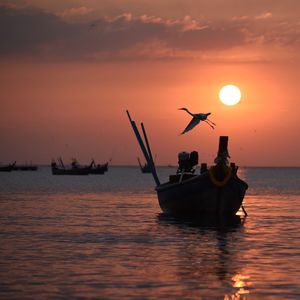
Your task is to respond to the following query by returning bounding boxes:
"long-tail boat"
[127,110,248,217]
[51,158,90,175]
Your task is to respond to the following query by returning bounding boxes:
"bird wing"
[181,117,200,134]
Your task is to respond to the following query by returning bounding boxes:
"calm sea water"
[0,166,299,299]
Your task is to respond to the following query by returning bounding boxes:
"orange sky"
[0,1,299,166]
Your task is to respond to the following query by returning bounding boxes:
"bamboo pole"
[126,110,160,186]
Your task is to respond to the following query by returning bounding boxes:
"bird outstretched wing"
[181,117,200,134]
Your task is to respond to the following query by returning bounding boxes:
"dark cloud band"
[0,5,298,61]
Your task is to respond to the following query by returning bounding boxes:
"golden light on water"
[224,273,251,299]
[219,85,241,106]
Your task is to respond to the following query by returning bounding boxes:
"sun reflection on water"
[224,273,251,299]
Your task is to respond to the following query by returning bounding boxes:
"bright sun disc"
[219,85,241,106]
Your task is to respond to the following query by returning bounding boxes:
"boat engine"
[177,151,198,173]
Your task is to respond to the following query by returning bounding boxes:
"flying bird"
[179,108,216,134]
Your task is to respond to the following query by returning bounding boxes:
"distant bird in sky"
[179,108,216,134]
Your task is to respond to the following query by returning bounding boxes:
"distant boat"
[0,162,16,172]
[137,157,151,173]
[12,164,38,171]
[88,160,109,174]
[51,158,109,175]
[51,158,89,175]
[127,110,248,217]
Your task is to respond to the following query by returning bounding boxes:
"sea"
[0,166,299,299]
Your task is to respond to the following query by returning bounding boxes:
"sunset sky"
[0,0,299,166]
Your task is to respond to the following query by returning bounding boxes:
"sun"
[219,85,241,106]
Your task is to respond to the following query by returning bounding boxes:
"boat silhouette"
[88,159,109,174]
[127,110,248,217]
[51,158,89,175]
[12,163,38,171]
[51,158,108,175]
[0,161,16,172]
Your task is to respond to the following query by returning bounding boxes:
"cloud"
[255,12,273,20]
[0,5,299,61]
[0,5,80,56]
[57,7,94,18]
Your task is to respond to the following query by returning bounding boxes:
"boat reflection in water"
[157,213,251,298]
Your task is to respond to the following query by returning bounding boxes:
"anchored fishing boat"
[127,110,248,217]
[51,158,109,175]
[12,164,38,171]
[0,162,16,172]
[51,158,90,175]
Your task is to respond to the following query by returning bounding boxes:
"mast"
[126,110,160,186]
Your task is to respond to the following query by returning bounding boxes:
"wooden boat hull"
[51,163,108,175]
[156,174,248,216]
[0,165,13,172]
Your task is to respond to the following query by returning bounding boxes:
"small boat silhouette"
[51,158,108,175]
[88,159,109,174]
[51,158,89,175]
[0,161,16,172]
[12,163,38,171]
